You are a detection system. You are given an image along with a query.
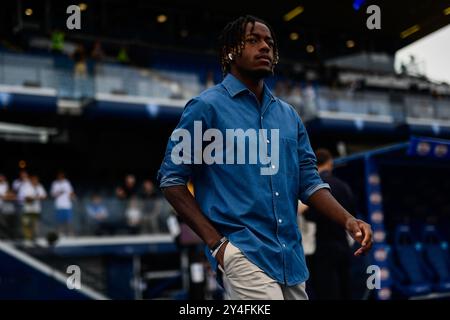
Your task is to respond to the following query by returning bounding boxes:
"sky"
[395,24,450,84]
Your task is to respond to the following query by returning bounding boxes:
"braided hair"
[218,15,279,77]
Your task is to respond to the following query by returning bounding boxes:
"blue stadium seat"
[421,224,450,292]
[391,224,433,296]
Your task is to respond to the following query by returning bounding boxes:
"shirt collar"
[221,73,275,102]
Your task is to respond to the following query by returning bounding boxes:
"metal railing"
[2,52,450,123]
[0,195,175,239]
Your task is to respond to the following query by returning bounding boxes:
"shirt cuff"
[301,183,330,203]
[159,176,188,189]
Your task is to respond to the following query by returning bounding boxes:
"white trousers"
[220,242,309,300]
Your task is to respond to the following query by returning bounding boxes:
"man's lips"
[255,55,272,64]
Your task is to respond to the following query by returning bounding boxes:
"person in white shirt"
[50,171,75,236]
[0,174,8,212]
[12,170,29,194]
[125,196,142,234]
[0,174,10,237]
[19,175,47,241]
[0,174,18,239]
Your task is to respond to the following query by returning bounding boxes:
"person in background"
[19,175,47,242]
[72,43,88,98]
[300,148,357,299]
[0,174,18,239]
[12,170,29,194]
[50,171,76,237]
[86,194,112,235]
[117,174,140,233]
[125,196,142,234]
[72,43,88,78]
[15,171,31,217]
[116,174,138,200]
[50,29,65,53]
[139,179,162,233]
[91,40,105,62]
[303,81,317,116]
[117,46,130,64]
[206,70,216,88]
[0,174,8,213]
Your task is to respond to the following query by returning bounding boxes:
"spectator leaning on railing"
[50,171,76,237]
[18,174,47,242]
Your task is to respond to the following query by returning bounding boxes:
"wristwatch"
[210,236,227,257]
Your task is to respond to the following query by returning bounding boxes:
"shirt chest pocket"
[279,137,299,176]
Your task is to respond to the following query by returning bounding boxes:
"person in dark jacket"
[301,148,357,299]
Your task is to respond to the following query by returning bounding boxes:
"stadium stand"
[1,0,450,300]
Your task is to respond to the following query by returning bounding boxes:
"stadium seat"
[421,224,450,292]
[391,224,433,297]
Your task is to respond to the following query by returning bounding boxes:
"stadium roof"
[2,0,449,61]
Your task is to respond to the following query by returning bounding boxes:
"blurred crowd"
[0,170,165,243]
[274,80,319,121]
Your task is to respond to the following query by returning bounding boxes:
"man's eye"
[267,41,274,48]
[246,38,257,44]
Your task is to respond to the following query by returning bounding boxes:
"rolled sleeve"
[158,175,188,189]
[302,182,331,202]
[296,116,330,203]
[157,97,211,189]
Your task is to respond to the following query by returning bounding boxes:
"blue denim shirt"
[157,73,330,286]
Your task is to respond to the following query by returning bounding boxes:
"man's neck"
[230,71,264,103]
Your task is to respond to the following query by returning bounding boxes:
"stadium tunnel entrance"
[333,136,450,300]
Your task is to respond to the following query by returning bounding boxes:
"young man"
[158,15,373,300]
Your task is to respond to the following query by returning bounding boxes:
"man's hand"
[308,189,373,256]
[215,240,229,269]
[345,218,373,256]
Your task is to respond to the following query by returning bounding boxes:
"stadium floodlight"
[400,25,420,39]
[79,3,88,11]
[18,160,26,169]
[283,6,304,22]
[157,14,168,23]
[289,32,299,41]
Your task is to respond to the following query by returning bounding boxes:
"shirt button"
[282,243,286,248]
[278,219,282,223]
[261,116,263,119]
[271,165,275,169]
[275,192,279,196]
[266,139,270,144]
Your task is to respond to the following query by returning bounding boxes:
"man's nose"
[259,41,270,52]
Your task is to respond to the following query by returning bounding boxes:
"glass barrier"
[0,195,175,240]
[1,52,450,122]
